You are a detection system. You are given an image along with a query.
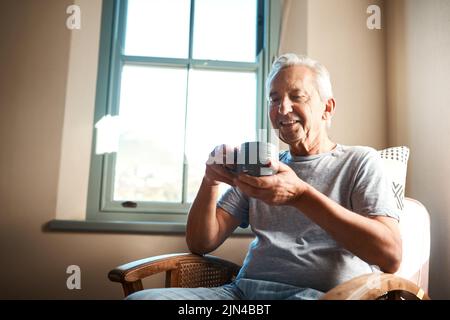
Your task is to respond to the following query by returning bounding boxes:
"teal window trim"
[81,0,282,233]
[46,219,254,235]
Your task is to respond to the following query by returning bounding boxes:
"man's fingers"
[207,144,237,165]
[237,173,273,189]
[235,178,269,198]
[276,161,292,172]
[264,158,280,174]
[217,175,235,186]
[206,164,236,186]
[209,164,235,180]
[234,179,257,197]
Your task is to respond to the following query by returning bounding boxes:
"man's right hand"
[204,144,237,187]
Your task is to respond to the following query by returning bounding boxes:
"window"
[87,0,279,229]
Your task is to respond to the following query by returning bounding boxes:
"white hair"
[265,53,333,103]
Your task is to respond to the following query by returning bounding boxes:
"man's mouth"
[279,120,301,126]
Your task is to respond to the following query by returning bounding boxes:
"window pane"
[193,0,257,62]
[185,70,257,202]
[113,65,187,202]
[124,0,191,58]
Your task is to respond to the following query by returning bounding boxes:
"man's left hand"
[233,161,308,206]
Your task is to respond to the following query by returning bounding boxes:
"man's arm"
[234,162,402,273]
[186,145,242,255]
[291,185,402,273]
[186,176,241,255]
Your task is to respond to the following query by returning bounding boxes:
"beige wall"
[56,0,101,220]
[280,0,387,149]
[386,0,450,299]
[0,0,251,299]
[1,0,448,299]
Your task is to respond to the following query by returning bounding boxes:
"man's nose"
[278,97,293,115]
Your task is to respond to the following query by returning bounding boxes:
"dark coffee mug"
[229,141,278,176]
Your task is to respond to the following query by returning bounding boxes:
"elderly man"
[127,53,401,300]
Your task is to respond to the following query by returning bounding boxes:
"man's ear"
[322,98,336,121]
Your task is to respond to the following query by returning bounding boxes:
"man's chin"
[278,134,304,146]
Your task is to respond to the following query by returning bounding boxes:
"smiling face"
[268,65,334,155]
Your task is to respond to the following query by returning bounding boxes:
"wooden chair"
[108,198,430,300]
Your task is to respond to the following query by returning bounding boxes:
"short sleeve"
[351,149,400,221]
[217,186,250,228]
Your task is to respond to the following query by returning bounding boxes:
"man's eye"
[292,95,308,102]
[270,98,280,105]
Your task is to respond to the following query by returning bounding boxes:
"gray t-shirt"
[217,144,399,292]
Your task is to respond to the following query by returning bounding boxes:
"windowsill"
[45,219,254,236]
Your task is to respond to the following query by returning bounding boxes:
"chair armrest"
[108,253,241,297]
[321,273,430,300]
[108,253,194,283]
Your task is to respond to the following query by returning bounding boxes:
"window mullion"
[190,59,258,72]
[108,0,127,116]
[102,0,127,212]
[121,55,189,68]
[188,0,196,60]
[181,0,197,204]
[181,71,190,205]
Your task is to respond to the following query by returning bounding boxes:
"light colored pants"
[126,278,324,300]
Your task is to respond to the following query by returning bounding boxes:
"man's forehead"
[270,66,315,94]
[277,65,314,81]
